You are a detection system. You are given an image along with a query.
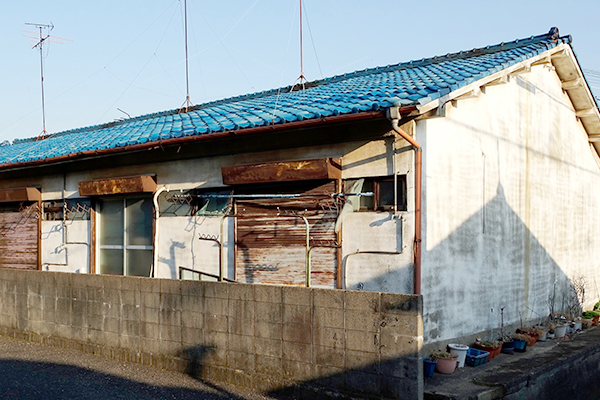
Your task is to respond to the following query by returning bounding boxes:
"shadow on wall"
[423,182,588,343]
[182,296,423,400]
[0,358,239,400]
[182,344,215,381]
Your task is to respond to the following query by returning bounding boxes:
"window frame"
[96,196,154,276]
[344,175,407,212]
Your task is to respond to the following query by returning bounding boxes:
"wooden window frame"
[344,175,407,212]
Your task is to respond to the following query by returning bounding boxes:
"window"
[344,175,407,212]
[97,197,153,276]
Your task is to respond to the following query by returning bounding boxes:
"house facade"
[0,27,598,347]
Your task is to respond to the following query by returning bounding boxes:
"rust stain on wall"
[222,158,341,185]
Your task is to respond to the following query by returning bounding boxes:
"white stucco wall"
[155,216,234,280]
[41,220,90,274]
[420,64,600,344]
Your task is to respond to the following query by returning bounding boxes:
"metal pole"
[39,27,47,136]
[300,0,303,87]
[183,0,192,111]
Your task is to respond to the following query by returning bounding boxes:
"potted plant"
[554,323,568,338]
[473,340,501,360]
[512,333,528,352]
[500,335,515,354]
[431,351,459,374]
[582,310,599,327]
[533,327,547,341]
[516,328,538,346]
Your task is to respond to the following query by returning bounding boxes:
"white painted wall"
[420,64,600,344]
[41,220,90,274]
[156,216,234,280]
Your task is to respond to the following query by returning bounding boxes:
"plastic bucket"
[513,338,527,352]
[555,324,567,338]
[423,358,437,377]
[448,344,469,368]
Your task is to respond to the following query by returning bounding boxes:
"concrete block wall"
[0,269,423,400]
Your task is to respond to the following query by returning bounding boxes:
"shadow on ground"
[0,358,241,400]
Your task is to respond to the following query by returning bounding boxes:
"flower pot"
[423,358,437,377]
[582,319,594,329]
[537,330,548,342]
[593,315,599,326]
[501,340,514,354]
[513,338,527,352]
[525,334,538,346]
[473,343,501,360]
[572,321,582,331]
[448,344,469,368]
[555,324,567,338]
[435,357,458,374]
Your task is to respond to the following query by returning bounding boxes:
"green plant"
[594,301,600,311]
[583,310,600,319]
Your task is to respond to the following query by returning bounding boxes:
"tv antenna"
[291,0,307,91]
[23,22,72,140]
[179,0,193,113]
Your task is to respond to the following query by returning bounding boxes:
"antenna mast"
[291,0,307,91]
[23,22,71,140]
[180,0,193,113]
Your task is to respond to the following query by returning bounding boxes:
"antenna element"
[23,22,71,140]
[291,0,307,91]
[180,0,193,113]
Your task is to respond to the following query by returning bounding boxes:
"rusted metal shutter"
[0,203,39,269]
[235,181,339,287]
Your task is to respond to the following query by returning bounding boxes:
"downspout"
[387,107,422,295]
[153,186,169,278]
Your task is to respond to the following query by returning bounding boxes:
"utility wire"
[1,2,179,139]
[302,1,323,79]
[99,1,184,123]
[271,2,298,123]
[189,0,254,90]
[96,54,155,123]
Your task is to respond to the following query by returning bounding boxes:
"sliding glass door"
[98,198,153,276]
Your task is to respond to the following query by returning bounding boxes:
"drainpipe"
[153,186,169,278]
[277,207,311,287]
[386,107,422,295]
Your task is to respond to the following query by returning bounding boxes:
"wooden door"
[0,202,39,269]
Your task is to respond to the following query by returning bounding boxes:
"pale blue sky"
[1,1,599,142]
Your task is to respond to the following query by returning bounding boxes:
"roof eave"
[415,43,600,159]
[0,108,416,173]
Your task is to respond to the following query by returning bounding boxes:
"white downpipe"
[153,186,169,278]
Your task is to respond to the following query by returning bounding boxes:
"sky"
[1,1,599,142]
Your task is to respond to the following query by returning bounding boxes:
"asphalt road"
[0,335,272,400]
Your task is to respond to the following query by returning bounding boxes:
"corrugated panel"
[0,203,39,269]
[236,181,338,287]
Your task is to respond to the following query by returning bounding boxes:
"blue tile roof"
[2,29,569,167]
